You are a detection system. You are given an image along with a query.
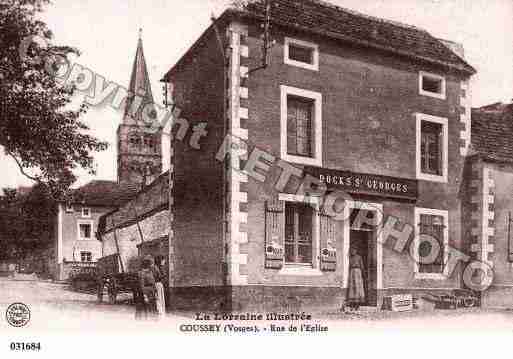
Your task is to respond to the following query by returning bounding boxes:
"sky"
[2,0,512,191]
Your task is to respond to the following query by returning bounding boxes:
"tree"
[0,184,55,261]
[0,0,108,199]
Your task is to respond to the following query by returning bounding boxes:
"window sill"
[279,266,323,276]
[417,172,447,183]
[414,273,447,280]
[282,153,322,167]
[419,89,446,100]
[284,58,318,71]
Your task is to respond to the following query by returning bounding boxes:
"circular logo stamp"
[6,303,30,327]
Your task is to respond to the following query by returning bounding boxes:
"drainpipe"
[212,14,229,287]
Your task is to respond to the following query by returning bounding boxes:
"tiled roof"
[238,0,475,74]
[162,1,475,81]
[70,180,139,207]
[471,104,513,163]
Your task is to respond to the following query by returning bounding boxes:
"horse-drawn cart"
[96,253,138,304]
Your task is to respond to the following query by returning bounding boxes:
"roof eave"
[237,10,476,75]
[162,9,476,81]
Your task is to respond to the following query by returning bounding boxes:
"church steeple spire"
[117,30,162,187]
[124,29,154,122]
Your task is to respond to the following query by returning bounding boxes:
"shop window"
[281,86,322,166]
[284,37,319,71]
[419,71,446,99]
[416,113,448,183]
[285,202,313,265]
[78,221,93,241]
[414,208,448,279]
[80,251,92,262]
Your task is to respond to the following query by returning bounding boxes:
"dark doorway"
[349,229,377,306]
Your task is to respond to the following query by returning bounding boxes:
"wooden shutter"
[265,199,285,269]
[320,211,337,271]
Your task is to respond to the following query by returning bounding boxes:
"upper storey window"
[281,86,322,167]
[284,37,319,71]
[419,71,446,100]
[416,113,448,183]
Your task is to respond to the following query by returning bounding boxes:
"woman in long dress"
[347,248,366,311]
[152,256,166,317]
[135,256,158,320]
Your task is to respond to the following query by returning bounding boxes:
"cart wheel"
[463,297,475,308]
[108,281,117,305]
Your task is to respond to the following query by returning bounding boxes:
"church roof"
[124,30,154,121]
[70,180,140,207]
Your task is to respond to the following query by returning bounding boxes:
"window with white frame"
[284,37,319,71]
[285,202,314,265]
[281,86,322,166]
[81,207,91,218]
[77,221,93,240]
[80,251,92,262]
[414,207,448,279]
[419,71,446,99]
[416,113,448,183]
[278,194,321,275]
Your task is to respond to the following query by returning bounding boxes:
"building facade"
[52,181,138,280]
[161,0,479,311]
[468,103,513,308]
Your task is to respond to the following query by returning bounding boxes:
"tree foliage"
[0,184,55,260]
[0,0,108,199]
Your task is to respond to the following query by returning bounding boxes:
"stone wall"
[100,172,170,272]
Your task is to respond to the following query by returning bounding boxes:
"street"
[0,278,187,331]
[2,278,513,331]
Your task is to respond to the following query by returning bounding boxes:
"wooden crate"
[383,294,413,312]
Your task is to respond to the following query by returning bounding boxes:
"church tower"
[117,30,162,187]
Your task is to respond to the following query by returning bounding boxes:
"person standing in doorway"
[347,248,366,311]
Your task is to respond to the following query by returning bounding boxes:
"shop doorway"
[349,228,377,306]
[345,203,383,307]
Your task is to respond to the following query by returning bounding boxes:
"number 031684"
[10,342,41,351]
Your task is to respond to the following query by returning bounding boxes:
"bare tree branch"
[6,150,41,182]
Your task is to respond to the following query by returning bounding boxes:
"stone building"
[467,103,513,307]
[52,181,138,280]
[160,0,480,311]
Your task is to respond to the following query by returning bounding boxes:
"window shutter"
[320,211,337,271]
[265,199,285,269]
